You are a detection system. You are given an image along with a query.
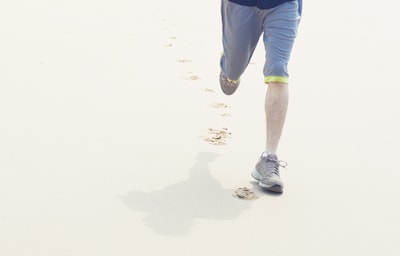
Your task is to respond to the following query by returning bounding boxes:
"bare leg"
[265,82,289,154]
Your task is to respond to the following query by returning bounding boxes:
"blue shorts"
[220,0,301,84]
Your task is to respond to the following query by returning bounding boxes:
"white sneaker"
[251,153,287,193]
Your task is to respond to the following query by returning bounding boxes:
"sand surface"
[1,0,400,255]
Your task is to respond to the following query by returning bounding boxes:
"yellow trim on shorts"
[264,76,289,84]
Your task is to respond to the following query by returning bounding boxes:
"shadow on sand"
[120,152,252,236]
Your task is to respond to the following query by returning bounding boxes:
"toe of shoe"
[260,178,283,190]
[220,77,240,95]
[221,84,238,95]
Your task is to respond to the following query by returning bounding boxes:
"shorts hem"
[264,76,289,84]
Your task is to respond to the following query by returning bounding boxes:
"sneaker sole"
[221,84,239,95]
[251,169,283,193]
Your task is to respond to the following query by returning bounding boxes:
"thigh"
[220,0,263,79]
[262,1,300,81]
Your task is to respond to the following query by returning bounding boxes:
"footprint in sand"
[210,102,230,109]
[204,88,215,93]
[210,102,232,117]
[233,187,259,200]
[181,75,200,81]
[220,113,231,117]
[182,72,200,81]
[202,128,231,145]
[189,75,200,80]
[177,59,192,63]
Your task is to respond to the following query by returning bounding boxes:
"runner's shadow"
[120,152,251,236]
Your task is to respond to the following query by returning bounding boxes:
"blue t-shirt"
[228,0,302,14]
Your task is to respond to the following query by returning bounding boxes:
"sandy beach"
[1,0,400,255]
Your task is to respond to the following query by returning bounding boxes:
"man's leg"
[219,0,263,95]
[265,82,289,154]
[251,1,300,192]
[252,82,289,193]
[262,1,300,153]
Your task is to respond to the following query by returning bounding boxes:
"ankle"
[262,151,277,158]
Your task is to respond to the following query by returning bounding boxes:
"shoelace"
[265,158,287,177]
